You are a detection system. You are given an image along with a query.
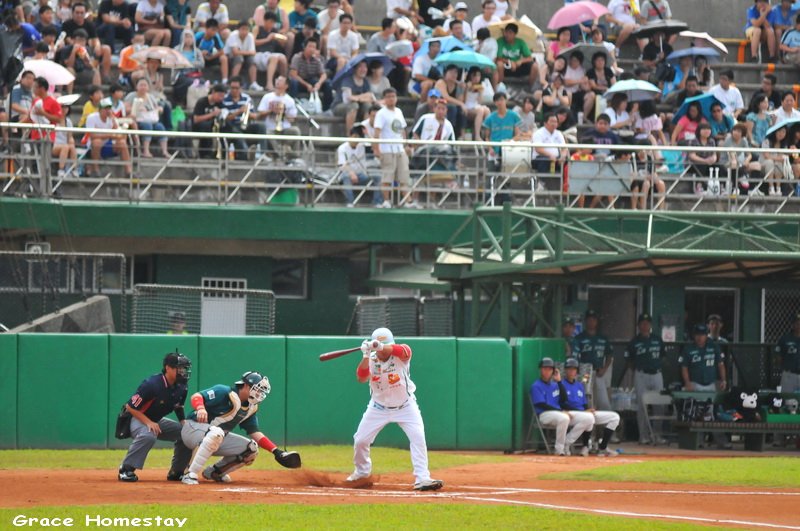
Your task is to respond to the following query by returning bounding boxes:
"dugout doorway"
[684,287,739,342]
[587,285,641,341]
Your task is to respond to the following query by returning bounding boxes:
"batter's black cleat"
[166,469,183,481]
[413,479,444,491]
[118,466,138,482]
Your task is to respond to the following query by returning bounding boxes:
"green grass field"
[0,446,512,473]
[0,504,718,531]
[544,457,800,488]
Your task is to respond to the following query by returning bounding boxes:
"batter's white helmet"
[371,327,395,345]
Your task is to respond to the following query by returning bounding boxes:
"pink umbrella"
[547,1,609,30]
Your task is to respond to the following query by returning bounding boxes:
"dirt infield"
[2,456,799,529]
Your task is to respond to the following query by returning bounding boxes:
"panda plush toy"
[738,392,761,422]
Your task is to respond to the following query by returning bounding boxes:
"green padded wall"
[198,336,287,446]
[18,334,109,448]
[285,337,458,449]
[0,334,17,448]
[511,338,564,451]
[107,335,199,449]
[456,338,512,450]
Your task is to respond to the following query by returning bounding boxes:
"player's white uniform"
[352,345,434,484]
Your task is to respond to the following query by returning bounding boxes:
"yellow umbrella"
[488,15,545,53]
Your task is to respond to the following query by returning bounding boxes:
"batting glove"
[361,339,372,358]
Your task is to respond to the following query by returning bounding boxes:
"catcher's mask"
[163,351,192,384]
[236,371,271,404]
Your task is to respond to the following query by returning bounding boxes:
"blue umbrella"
[434,50,496,70]
[766,118,800,139]
[672,93,725,124]
[603,79,660,102]
[666,47,720,65]
[413,36,473,61]
[331,53,395,88]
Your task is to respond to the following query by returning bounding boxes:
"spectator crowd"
[4,0,800,206]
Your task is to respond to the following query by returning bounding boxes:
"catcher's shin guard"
[211,439,259,477]
[188,426,225,475]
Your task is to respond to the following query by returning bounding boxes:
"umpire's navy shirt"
[127,373,187,422]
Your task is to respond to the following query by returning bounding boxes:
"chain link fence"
[762,288,800,344]
[352,295,454,337]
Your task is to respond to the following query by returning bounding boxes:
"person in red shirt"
[27,77,63,142]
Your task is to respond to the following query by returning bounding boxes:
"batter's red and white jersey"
[367,345,416,408]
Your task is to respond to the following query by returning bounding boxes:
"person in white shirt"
[327,13,359,73]
[195,0,230,40]
[474,26,498,62]
[471,0,500,33]
[135,0,171,46]
[709,70,745,119]
[226,21,260,90]
[606,0,640,52]
[772,91,800,123]
[337,126,382,206]
[412,98,457,174]
[348,327,443,492]
[87,98,132,175]
[386,0,418,21]
[532,112,568,173]
[444,2,472,39]
[318,0,345,36]
[255,76,300,155]
[374,88,418,208]
[410,39,441,100]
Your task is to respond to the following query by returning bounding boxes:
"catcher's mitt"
[272,448,302,469]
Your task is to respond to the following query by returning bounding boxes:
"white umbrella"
[56,94,81,106]
[131,46,193,69]
[386,40,414,60]
[488,15,545,53]
[603,79,661,102]
[20,59,74,86]
[673,31,729,56]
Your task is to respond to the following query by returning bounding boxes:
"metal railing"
[2,122,799,213]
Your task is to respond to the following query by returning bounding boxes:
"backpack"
[654,61,676,83]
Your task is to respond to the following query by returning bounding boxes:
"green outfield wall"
[0,334,554,451]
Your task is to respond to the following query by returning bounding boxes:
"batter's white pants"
[352,400,432,483]
[539,411,594,454]
[593,362,613,411]
[592,410,620,430]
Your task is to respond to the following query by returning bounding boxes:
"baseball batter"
[180,371,301,485]
[560,358,620,457]
[118,352,194,482]
[348,327,443,491]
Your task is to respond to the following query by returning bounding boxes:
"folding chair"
[641,391,675,446]
[524,396,556,454]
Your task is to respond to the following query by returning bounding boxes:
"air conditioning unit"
[25,242,51,254]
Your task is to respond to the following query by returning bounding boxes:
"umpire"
[118,352,194,482]
[624,313,666,445]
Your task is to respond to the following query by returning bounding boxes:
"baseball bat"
[319,346,361,362]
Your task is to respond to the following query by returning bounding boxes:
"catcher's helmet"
[565,358,580,369]
[236,371,271,404]
[539,357,555,369]
[163,351,192,384]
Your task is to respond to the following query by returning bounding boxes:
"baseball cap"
[454,1,468,10]
[693,323,709,335]
[169,310,186,321]
[707,314,723,323]
[565,358,579,369]
[99,98,113,109]
[585,309,598,319]
[638,313,652,323]
[428,88,443,99]
[539,357,555,368]
[563,316,574,325]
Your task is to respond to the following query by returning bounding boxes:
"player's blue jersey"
[127,373,187,422]
[531,379,561,416]
[560,378,588,411]
[188,384,260,434]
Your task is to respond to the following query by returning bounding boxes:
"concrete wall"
[9,295,115,333]
[226,0,754,39]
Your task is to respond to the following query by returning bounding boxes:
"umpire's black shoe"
[166,469,183,481]
[118,466,138,482]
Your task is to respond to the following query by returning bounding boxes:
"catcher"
[179,371,301,485]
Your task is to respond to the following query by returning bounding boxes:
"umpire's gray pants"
[181,420,257,469]
[121,417,192,472]
[634,370,664,442]
[780,371,800,393]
